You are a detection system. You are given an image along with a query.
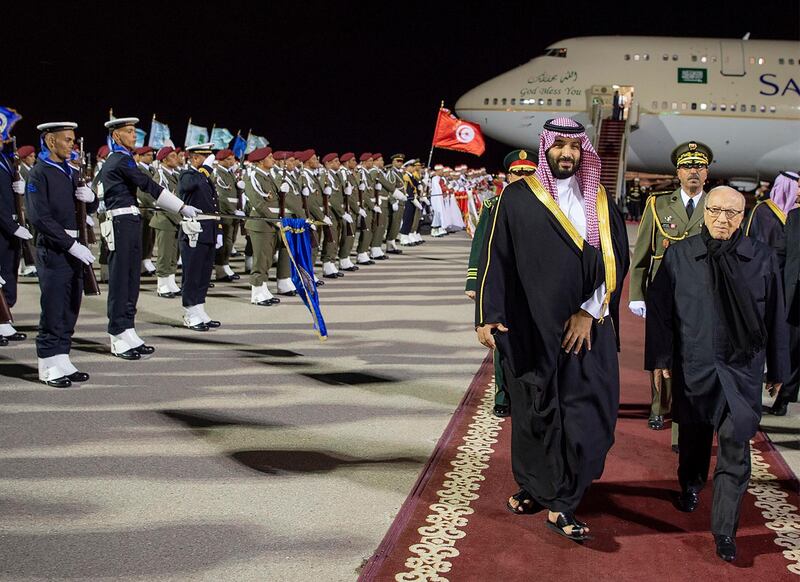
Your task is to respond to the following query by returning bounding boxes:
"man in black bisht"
[646,186,789,563]
[782,207,800,415]
[476,118,629,541]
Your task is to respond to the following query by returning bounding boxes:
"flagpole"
[185,117,192,148]
[426,100,444,170]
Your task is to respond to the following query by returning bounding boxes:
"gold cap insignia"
[688,142,697,151]
[519,150,527,160]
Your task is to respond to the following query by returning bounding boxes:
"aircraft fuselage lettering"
[759,73,800,97]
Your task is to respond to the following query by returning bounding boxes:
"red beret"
[16,145,35,158]
[175,147,182,153]
[247,147,272,163]
[321,153,338,164]
[339,152,355,162]
[292,151,304,160]
[156,146,175,161]
[359,152,373,162]
[97,145,110,159]
[296,149,316,163]
[134,146,153,155]
[272,151,288,161]
[372,152,383,160]
[215,148,234,161]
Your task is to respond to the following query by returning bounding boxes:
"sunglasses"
[678,163,708,170]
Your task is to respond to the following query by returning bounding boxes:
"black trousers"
[107,215,142,335]
[35,246,83,358]
[0,232,21,309]
[678,411,750,537]
[399,199,416,235]
[776,323,800,404]
[180,239,214,307]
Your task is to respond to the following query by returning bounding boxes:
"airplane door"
[720,40,745,76]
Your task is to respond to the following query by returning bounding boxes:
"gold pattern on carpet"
[395,382,505,582]
[748,442,800,575]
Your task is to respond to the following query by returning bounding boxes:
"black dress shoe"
[323,273,339,279]
[254,300,273,306]
[205,320,221,328]
[134,344,156,356]
[2,332,26,341]
[387,249,403,254]
[493,404,511,418]
[217,275,237,283]
[67,371,90,382]
[231,273,240,280]
[342,266,359,271]
[43,376,72,388]
[208,282,215,288]
[186,323,209,331]
[113,349,141,361]
[372,255,388,261]
[278,291,297,297]
[335,271,344,277]
[157,291,177,298]
[269,297,280,304]
[357,260,375,266]
[648,415,665,430]
[316,280,325,286]
[677,489,700,513]
[714,535,736,562]
[772,400,789,416]
[0,337,8,346]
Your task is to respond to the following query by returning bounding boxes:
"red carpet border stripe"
[394,379,505,581]
[749,439,800,575]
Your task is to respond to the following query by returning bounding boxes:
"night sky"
[5,1,799,170]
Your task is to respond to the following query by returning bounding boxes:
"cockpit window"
[544,48,567,58]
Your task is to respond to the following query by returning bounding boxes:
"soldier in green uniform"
[465,149,536,417]
[212,148,244,283]
[244,147,281,306]
[630,141,713,449]
[151,146,182,297]
[369,153,390,259]
[272,151,302,296]
[134,146,157,275]
[355,153,376,264]
[320,153,350,278]
[337,153,359,271]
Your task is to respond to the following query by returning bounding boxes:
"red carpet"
[360,282,800,581]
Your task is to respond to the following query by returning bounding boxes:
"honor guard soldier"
[320,153,346,279]
[337,152,360,271]
[272,151,303,295]
[25,122,99,386]
[630,140,713,446]
[179,143,223,330]
[298,149,328,282]
[100,117,199,358]
[355,153,376,265]
[399,159,424,246]
[15,144,38,278]
[151,146,183,297]
[369,153,389,260]
[384,153,408,253]
[212,148,244,282]
[134,146,157,275]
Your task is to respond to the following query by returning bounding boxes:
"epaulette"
[649,190,672,197]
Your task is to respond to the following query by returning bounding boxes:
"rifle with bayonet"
[76,138,101,296]
[300,172,319,248]
[10,137,37,266]
[341,169,355,238]
[320,174,334,244]
[82,149,97,244]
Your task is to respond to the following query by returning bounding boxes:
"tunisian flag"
[432,107,486,156]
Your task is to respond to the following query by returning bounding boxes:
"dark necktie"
[686,197,695,220]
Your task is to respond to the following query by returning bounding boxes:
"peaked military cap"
[390,153,405,162]
[503,149,537,172]
[104,117,139,129]
[36,122,78,133]
[671,141,713,167]
[186,142,215,155]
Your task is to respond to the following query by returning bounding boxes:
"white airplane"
[455,36,800,180]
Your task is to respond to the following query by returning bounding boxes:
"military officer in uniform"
[272,151,303,295]
[384,153,407,254]
[369,153,389,260]
[320,153,348,279]
[630,141,713,447]
[355,153,376,265]
[338,152,361,271]
[25,122,98,387]
[244,147,282,306]
[15,144,38,278]
[99,117,199,358]
[178,143,223,330]
[298,149,328,282]
[212,148,244,283]
[151,146,183,298]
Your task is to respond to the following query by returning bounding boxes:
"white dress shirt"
[556,178,608,319]
[680,189,704,209]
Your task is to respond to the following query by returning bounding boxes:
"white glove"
[234,209,246,217]
[86,215,95,227]
[280,182,290,193]
[98,201,106,214]
[323,186,332,195]
[344,185,353,195]
[13,225,33,240]
[358,183,366,192]
[392,202,399,212]
[392,189,406,201]
[203,154,216,168]
[75,185,95,203]
[374,182,382,191]
[412,199,424,210]
[68,241,95,265]
[358,208,367,218]
[421,196,430,204]
[180,205,200,219]
[309,223,317,231]
[301,187,310,197]
[322,216,333,226]
[0,274,5,286]
[372,205,382,214]
[215,233,223,249]
[343,213,353,224]
[236,180,245,189]
[628,300,646,318]
[12,180,25,194]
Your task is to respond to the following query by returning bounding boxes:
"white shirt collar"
[680,188,704,207]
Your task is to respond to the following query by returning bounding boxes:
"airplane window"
[789,58,796,65]
[750,105,756,112]
[779,58,785,65]
[720,104,726,111]
[749,57,756,64]
[511,98,516,105]
[546,98,553,106]
[644,54,650,61]
[691,102,697,110]
[492,98,498,105]
[691,55,698,62]
[556,98,562,106]
[502,98,507,105]
[483,98,489,105]
[565,99,572,107]
[538,99,545,105]
[758,57,765,65]
[769,106,776,113]
[662,101,668,109]
[634,54,640,61]
[671,101,677,109]
[700,103,708,110]
[662,54,669,61]
[681,102,687,110]
[740,104,746,112]
[652,101,658,109]
[624,54,630,60]
[701,56,707,63]
[760,105,766,112]
[712,56,718,62]
[711,103,717,111]
[672,54,678,61]
[544,48,567,57]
